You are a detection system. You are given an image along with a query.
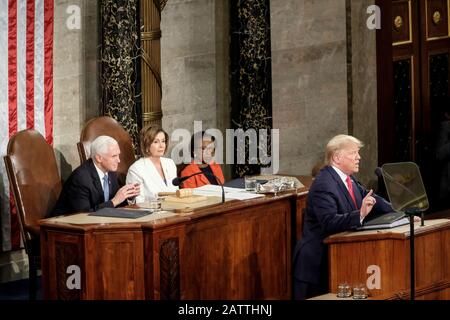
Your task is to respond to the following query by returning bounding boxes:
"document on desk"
[192,185,265,200]
[225,192,265,200]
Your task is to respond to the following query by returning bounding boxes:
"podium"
[324,219,450,299]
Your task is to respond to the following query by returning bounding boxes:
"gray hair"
[90,135,119,159]
[325,134,363,165]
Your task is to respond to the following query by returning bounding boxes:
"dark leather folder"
[89,207,152,219]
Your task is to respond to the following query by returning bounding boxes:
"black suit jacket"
[52,159,121,216]
[293,166,393,291]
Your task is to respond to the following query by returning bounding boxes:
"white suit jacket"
[126,157,178,203]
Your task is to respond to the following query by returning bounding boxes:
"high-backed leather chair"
[3,130,62,300]
[77,116,136,185]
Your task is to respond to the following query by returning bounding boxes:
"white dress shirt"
[331,165,350,191]
[93,161,107,191]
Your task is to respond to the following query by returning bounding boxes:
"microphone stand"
[200,172,225,204]
[404,207,421,301]
[217,178,225,204]
[375,164,428,300]
[376,166,426,301]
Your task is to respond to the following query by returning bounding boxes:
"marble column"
[229,0,273,177]
[100,0,140,149]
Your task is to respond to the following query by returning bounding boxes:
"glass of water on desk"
[144,197,162,212]
[244,176,257,192]
[272,179,284,196]
[353,284,368,299]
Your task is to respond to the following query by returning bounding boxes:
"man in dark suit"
[52,135,140,216]
[293,134,393,299]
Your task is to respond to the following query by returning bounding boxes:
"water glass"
[146,198,162,212]
[244,176,257,192]
[352,284,368,299]
[337,283,352,298]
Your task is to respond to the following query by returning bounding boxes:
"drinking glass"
[244,176,257,192]
[352,284,368,299]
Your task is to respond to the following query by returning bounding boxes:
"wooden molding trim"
[377,280,450,300]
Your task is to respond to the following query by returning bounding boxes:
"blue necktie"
[103,174,109,201]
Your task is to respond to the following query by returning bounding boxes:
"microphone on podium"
[374,167,383,178]
[172,171,225,203]
[172,172,201,186]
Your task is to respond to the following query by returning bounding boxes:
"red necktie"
[346,176,358,208]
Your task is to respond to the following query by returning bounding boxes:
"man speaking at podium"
[293,134,393,299]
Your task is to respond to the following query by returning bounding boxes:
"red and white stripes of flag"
[0,0,53,251]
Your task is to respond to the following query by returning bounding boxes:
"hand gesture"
[111,184,141,207]
[360,189,376,219]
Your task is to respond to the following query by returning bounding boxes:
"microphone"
[172,172,199,186]
[172,171,225,203]
[374,167,383,178]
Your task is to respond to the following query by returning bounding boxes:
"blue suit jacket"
[293,166,393,287]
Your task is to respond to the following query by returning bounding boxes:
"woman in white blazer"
[126,125,178,203]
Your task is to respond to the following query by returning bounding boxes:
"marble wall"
[53,0,100,179]
[270,0,378,184]
[270,0,348,176]
[350,0,379,186]
[161,0,229,161]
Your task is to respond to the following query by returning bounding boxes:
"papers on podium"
[357,211,409,230]
[192,184,265,200]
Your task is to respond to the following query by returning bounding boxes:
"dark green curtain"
[100,0,140,152]
[229,0,273,178]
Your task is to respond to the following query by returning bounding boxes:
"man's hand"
[360,189,376,220]
[111,184,141,207]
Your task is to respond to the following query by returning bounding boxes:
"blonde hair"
[140,125,169,157]
[325,134,363,165]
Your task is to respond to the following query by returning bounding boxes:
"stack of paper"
[192,185,265,200]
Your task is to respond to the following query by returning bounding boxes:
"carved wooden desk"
[40,187,309,300]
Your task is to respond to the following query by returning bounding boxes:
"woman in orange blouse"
[179,131,225,188]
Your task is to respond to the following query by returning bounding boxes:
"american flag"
[0,0,53,251]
